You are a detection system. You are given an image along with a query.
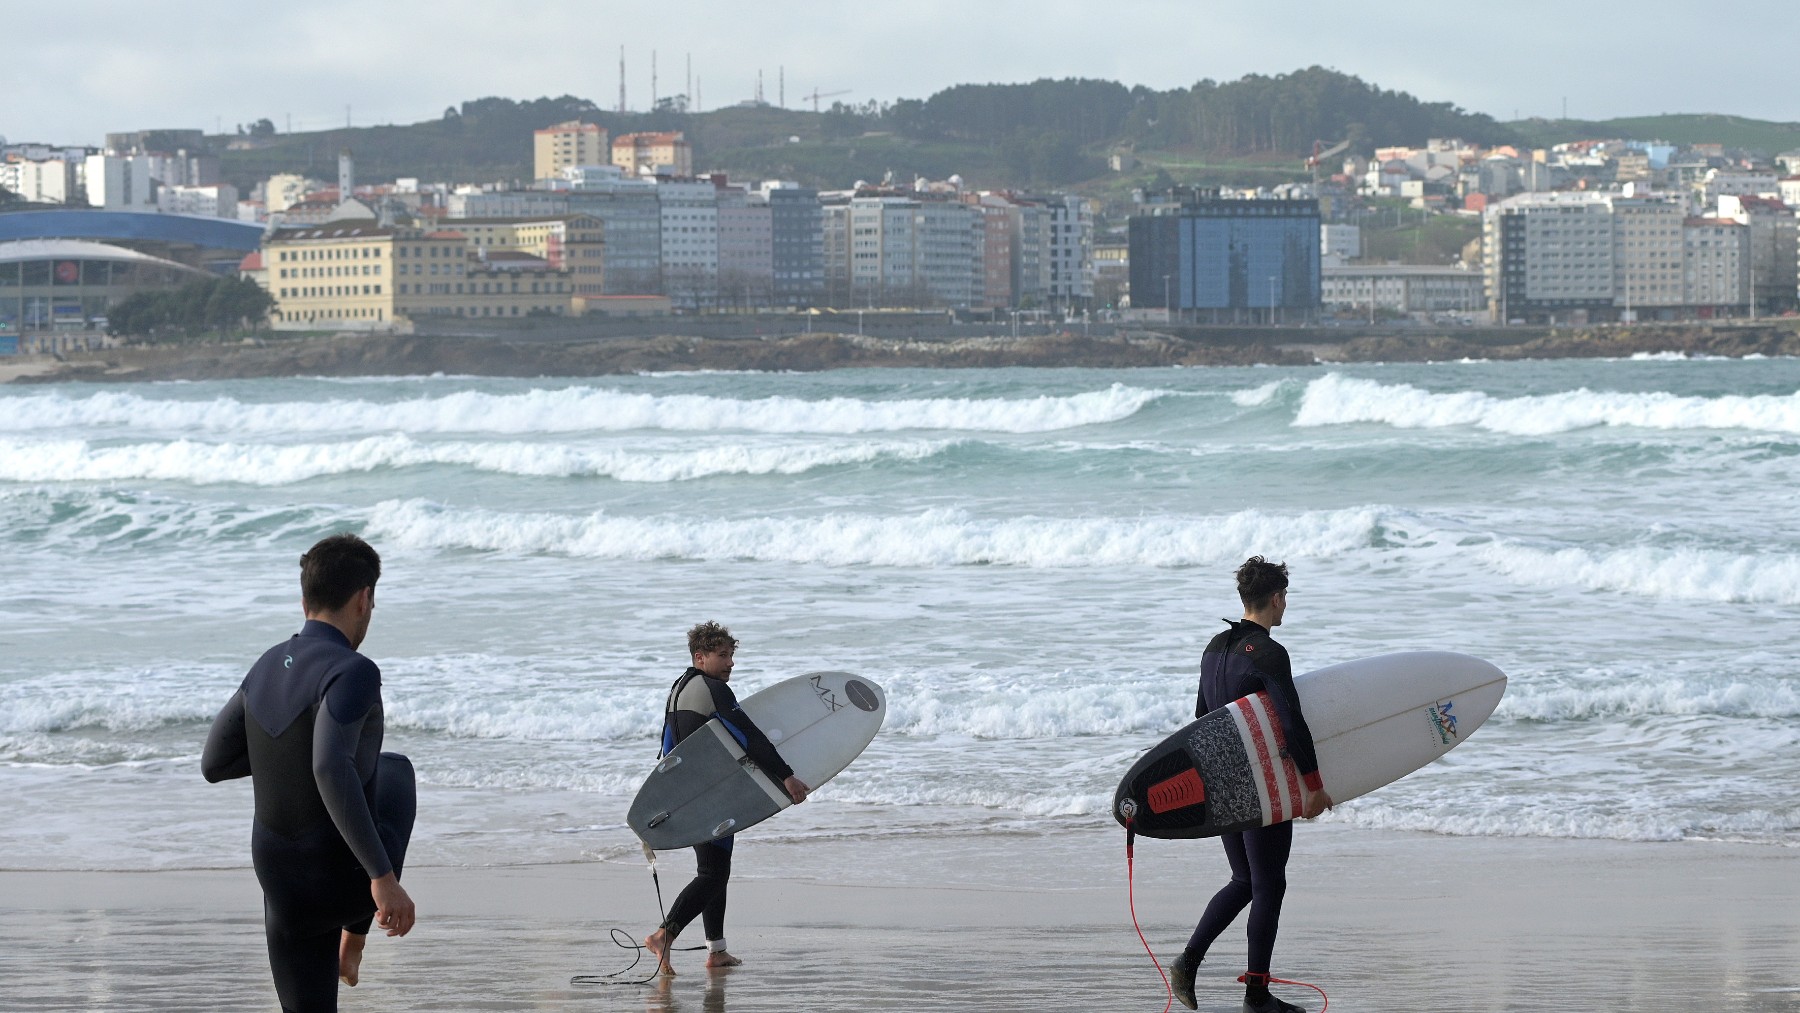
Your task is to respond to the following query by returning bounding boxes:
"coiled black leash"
[571,844,706,986]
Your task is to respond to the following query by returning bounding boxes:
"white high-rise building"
[0,159,75,204]
[1046,194,1095,307]
[658,179,718,309]
[159,183,240,218]
[83,153,158,210]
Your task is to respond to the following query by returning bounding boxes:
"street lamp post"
[1268,276,1277,326]
[1162,273,1172,324]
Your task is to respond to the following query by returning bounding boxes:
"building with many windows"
[716,184,773,309]
[1321,264,1486,316]
[432,215,605,296]
[1486,190,1767,323]
[534,121,608,182]
[612,132,693,178]
[763,182,824,308]
[264,222,580,330]
[1682,217,1750,312]
[658,179,719,309]
[1128,189,1322,321]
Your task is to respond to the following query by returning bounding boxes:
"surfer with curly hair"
[642,621,809,974]
[1169,556,1332,1013]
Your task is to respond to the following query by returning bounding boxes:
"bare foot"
[704,950,742,969]
[643,929,676,976]
[339,930,367,986]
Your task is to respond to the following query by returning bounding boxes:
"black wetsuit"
[1184,619,1321,977]
[202,619,416,1013]
[657,667,793,947]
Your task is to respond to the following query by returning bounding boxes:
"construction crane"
[806,88,851,113]
[1306,138,1352,189]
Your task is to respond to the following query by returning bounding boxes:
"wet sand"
[3,831,1797,1012]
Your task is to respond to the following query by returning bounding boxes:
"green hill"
[211,68,1518,196]
[1507,114,1800,154]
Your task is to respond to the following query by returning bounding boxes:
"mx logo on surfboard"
[1428,699,1458,744]
[811,675,846,713]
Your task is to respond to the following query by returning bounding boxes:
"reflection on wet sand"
[642,970,729,1013]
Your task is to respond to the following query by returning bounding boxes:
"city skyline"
[5,0,1798,147]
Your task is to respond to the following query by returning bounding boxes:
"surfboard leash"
[1240,973,1329,1012]
[1127,821,1329,1013]
[1124,821,1176,1013]
[570,844,706,987]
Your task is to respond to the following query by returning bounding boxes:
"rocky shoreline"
[5,323,1798,384]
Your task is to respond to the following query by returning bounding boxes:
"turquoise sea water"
[2,355,1796,879]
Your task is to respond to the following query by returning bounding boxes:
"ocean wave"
[1477,540,1800,605]
[1229,380,1290,407]
[0,435,955,486]
[0,668,233,734]
[0,488,340,549]
[1499,673,1800,721]
[1334,797,1799,843]
[365,500,1391,567]
[0,383,1168,436]
[1294,373,1800,436]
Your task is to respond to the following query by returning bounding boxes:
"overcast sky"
[4,0,1795,146]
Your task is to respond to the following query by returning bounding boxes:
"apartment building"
[83,154,158,210]
[658,179,718,308]
[763,183,824,308]
[1046,194,1095,307]
[0,158,76,204]
[265,222,577,330]
[1717,194,1798,313]
[534,121,608,182]
[1485,190,1772,322]
[437,215,605,295]
[1682,218,1750,311]
[1611,196,1686,318]
[1485,192,1618,323]
[717,184,773,308]
[612,132,693,178]
[1322,265,1485,315]
[158,184,240,218]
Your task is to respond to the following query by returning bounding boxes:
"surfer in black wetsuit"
[1169,557,1332,1013]
[642,621,809,974]
[201,534,417,1013]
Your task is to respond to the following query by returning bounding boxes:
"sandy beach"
[5,829,1797,1012]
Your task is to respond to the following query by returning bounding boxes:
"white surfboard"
[628,672,886,851]
[1115,651,1505,838]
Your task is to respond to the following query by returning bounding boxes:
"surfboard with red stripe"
[1113,651,1506,839]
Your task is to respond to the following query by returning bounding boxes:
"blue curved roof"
[0,210,265,252]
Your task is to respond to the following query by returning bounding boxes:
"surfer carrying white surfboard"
[1169,557,1332,1013]
[642,622,810,974]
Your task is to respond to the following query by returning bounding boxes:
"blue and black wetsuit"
[657,667,794,948]
[1184,619,1321,977]
[202,619,416,1013]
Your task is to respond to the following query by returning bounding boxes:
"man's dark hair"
[1236,555,1289,611]
[300,534,381,613]
[687,621,738,658]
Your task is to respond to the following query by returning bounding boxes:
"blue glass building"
[1129,192,1321,321]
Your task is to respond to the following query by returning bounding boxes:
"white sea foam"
[1294,372,1800,435]
[0,383,1167,436]
[0,435,953,485]
[364,500,1389,567]
[1476,540,1800,605]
